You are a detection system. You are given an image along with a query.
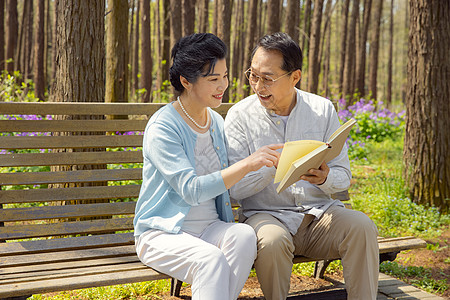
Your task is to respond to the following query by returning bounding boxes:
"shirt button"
[293,183,296,187]
[223,163,226,167]
[212,129,214,132]
[276,120,281,125]
[225,202,229,206]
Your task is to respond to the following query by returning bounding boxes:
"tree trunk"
[212,0,218,35]
[217,0,232,102]
[286,0,299,43]
[338,0,350,96]
[33,0,45,100]
[50,0,106,204]
[198,0,209,32]
[231,0,244,101]
[307,0,324,94]
[106,0,129,108]
[241,0,257,98]
[342,0,359,100]
[161,0,170,97]
[141,0,152,103]
[21,0,33,80]
[44,0,51,89]
[267,0,280,34]
[355,0,371,97]
[368,0,383,100]
[5,0,18,74]
[182,0,195,36]
[321,0,334,97]
[0,0,5,71]
[300,0,311,59]
[386,0,394,107]
[170,0,182,47]
[133,0,140,95]
[403,0,450,213]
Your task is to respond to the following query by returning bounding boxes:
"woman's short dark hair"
[252,32,303,72]
[169,33,228,92]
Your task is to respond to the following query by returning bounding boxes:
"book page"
[274,140,324,183]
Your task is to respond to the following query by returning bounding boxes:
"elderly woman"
[134,33,282,300]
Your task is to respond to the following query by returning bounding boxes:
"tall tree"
[403,1,449,213]
[0,0,5,71]
[338,0,350,95]
[267,0,280,33]
[106,0,129,107]
[368,0,383,100]
[386,0,394,106]
[300,0,311,60]
[18,0,33,80]
[231,0,244,89]
[170,0,182,47]
[33,0,45,100]
[182,0,195,36]
[355,0,372,97]
[321,0,334,97]
[342,0,359,99]
[141,0,152,102]
[241,0,258,98]
[133,0,140,95]
[217,0,232,102]
[307,0,324,94]
[5,0,18,74]
[51,0,106,196]
[286,0,299,42]
[198,0,209,32]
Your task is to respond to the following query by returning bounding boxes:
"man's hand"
[300,161,329,185]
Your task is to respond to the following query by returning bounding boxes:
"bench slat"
[0,120,148,132]
[0,151,143,167]
[0,245,136,268]
[0,168,142,185]
[1,135,143,149]
[0,233,134,256]
[0,185,140,204]
[0,202,136,222]
[378,236,427,253]
[0,218,133,240]
[0,265,167,298]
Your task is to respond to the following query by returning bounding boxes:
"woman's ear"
[180,76,191,91]
[291,70,301,86]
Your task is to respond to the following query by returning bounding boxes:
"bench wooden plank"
[1,135,143,149]
[0,120,148,132]
[0,266,168,298]
[378,236,427,253]
[0,233,134,256]
[0,185,140,204]
[0,202,136,222]
[0,151,143,167]
[0,168,142,186]
[0,218,133,240]
[0,245,136,268]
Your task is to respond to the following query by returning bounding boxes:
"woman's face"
[188,59,229,108]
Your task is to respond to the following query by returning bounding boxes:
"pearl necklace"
[177,96,210,129]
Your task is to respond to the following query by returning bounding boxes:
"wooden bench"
[0,101,426,300]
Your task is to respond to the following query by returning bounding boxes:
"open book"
[274,119,356,193]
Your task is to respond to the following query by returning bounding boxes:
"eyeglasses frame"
[244,68,292,88]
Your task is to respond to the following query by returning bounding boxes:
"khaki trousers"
[245,205,379,300]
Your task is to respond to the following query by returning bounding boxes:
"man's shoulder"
[230,94,259,112]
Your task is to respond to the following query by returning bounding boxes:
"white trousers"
[135,221,257,300]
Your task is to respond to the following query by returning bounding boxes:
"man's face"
[249,48,300,115]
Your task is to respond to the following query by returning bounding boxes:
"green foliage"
[152,80,173,103]
[0,70,39,102]
[380,261,448,294]
[229,77,249,102]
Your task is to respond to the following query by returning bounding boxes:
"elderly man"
[224,32,379,300]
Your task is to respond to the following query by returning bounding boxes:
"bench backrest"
[0,102,232,244]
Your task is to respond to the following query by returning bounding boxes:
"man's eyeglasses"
[244,68,292,88]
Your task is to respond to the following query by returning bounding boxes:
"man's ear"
[180,76,191,91]
[291,70,301,86]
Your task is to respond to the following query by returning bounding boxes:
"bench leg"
[380,251,399,263]
[170,278,183,297]
[1,296,32,300]
[314,259,333,279]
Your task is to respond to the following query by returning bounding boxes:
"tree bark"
[286,0,299,43]
[321,0,334,97]
[338,0,350,96]
[231,0,244,101]
[386,0,394,107]
[342,0,359,100]
[33,0,45,100]
[133,0,140,94]
[5,0,18,74]
[368,0,383,100]
[217,0,232,102]
[403,0,450,213]
[241,0,257,98]
[355,0,371,97]
[198,0,209,32]
[0,0,5,71]
[20,0,33,80]
[106,0,129,108]
[267,0,280,34]
[170,0,182,47]
[307,0,324,94]
[141,0,152,102]
[182,0,195,36]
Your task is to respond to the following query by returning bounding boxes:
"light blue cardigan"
[133,103,234,236]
